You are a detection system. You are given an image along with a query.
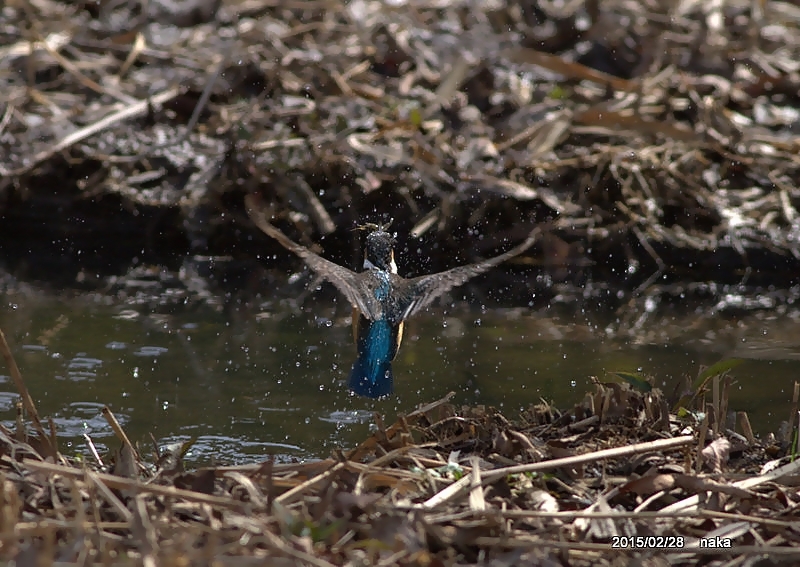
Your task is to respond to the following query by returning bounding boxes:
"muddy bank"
[1,1,800,306]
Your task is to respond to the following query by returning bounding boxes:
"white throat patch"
[364,256,398,274]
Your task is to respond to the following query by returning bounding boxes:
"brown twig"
[101,406,139,461]
[23,459,251,511]
[0,327,55,458]
[421,435,695,509]
[0,87,182,176]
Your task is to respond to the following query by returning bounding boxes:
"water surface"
[1,290,798,465]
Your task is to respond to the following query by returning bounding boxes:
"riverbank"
[2,327,799,564]
[2,1,800,301]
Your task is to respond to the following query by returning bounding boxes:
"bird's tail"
[348,355,393,398]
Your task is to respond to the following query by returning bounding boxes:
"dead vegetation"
[3,2,800,563]
[2,0,800,292]
[2,325,800,565]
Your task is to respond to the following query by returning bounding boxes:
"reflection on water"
[1,291,798,464]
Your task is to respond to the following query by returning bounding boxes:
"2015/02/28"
[611,536,684,550]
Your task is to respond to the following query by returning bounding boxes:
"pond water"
[1,289,798,465]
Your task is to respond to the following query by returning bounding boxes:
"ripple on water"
[320,410,374,424]
[0,391,19,412]
[50,402,129,438]
[68,356,103,368]
[133,346,169,357]
[105,341,128,350]
[160,434,306,465]
[61,372,95,381]
[66,355,103,381]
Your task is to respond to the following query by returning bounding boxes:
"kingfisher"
[245,195,540,398]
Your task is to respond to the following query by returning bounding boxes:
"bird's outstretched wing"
[394,227,540,321]
[245,195,382,320]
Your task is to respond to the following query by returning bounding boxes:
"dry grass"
[1,1,800,284]
[2,326,800,565]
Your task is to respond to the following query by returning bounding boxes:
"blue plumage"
[348,318,395,398]
[245,195,539,398]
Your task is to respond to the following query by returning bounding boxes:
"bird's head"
[356,221,397,273]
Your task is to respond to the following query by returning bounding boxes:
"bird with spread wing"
[245,194,539,398]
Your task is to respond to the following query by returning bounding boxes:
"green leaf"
[614,371,653,392]
[675,407,704,421]
[692,358,744,391]
[549,86,566,99]
[409,107,422,128]
[305,519,343,543]
[671,359,744,413]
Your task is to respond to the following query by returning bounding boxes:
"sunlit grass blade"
[671,358,744,413]
[613,371,652,393]
[692,358,744,390]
